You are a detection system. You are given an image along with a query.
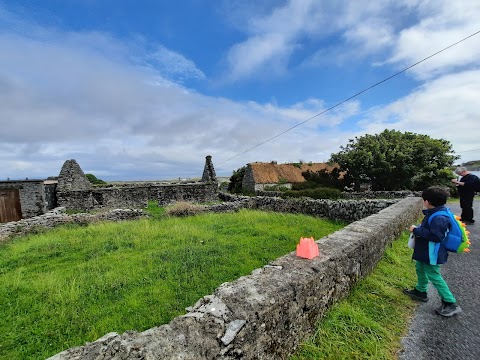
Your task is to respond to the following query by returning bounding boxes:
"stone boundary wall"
[342,190,422,199]
[218,192,398,222]
[48,197,423,360]
[57,182,218,212]
[2,195,399,243]
[0,207,148,243]
[255,190,421,199]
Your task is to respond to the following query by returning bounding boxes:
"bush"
[264,185,289,191]
[86,173,107,185]
[228,166,247,194]
[291,181,318,190]
[165,202,205,217]
[283,187,343,200]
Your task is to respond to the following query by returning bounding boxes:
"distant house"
[241,162,337,193]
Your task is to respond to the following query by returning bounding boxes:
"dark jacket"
[412,205,450,265]
[459,173,479,198]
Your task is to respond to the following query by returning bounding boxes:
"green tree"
[330,129,458,191]
[227,166,247,194]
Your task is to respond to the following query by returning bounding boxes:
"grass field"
[0,209,345,360]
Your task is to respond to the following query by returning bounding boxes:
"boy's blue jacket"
[412,205,450,265]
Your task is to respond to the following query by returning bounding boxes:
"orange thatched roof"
[249,162,336,184]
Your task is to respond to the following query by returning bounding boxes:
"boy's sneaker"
[435,301,462,317]
[403,288,428,302]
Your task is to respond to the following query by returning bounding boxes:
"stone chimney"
[57,159,92,191]
[201,155,217,183]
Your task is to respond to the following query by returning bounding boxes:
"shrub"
[264,185,289,191]
[86,173,107,185]
[228,166,247,194]
[291,181,318,190]
[165,201,205,217]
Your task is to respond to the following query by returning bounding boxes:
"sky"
[1,0,480,181]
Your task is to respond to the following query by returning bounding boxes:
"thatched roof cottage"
[241,162,337,193]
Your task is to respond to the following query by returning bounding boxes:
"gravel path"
[399,201,480,360]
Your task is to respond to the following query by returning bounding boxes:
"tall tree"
[330,129,458,191]
[228,166,247,194]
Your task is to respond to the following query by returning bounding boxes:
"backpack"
[473,175,480,192]
[428,208,470,253]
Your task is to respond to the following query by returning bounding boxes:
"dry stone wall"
[57,183,218,212]
[57,159,92,191]
[202,155,217,182]
[0,207,148,243]
[48,197,423,360]
[342,190,422,199]
[218,192,398,222]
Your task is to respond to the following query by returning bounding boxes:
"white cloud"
[222,0,480,82]
[354,69,480,161]
[1,1,480,181]
[147,45,206,82]
[386,1,480,79]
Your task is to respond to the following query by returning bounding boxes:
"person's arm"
[412,216,449,243]
[461,175,478,190]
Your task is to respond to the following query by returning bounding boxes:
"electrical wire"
[217,29,480,166]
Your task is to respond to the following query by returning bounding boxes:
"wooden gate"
[0,189,22,223]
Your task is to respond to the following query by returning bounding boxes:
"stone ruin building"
[0,156,219,223]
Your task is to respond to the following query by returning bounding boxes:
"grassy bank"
[0,209,344,360]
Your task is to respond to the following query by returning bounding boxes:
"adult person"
[451,166,479,224]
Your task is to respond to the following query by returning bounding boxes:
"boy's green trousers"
[415,261,456,303]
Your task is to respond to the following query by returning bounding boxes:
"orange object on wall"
[296,237,319,259]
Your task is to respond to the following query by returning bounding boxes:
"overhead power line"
[217,29,480,166]
[456,148,480,153]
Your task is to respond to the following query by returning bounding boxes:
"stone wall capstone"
[47,197,423,360]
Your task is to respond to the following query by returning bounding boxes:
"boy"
[403,186,462,317]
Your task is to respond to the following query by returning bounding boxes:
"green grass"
[0,209,344,360]
[290,231,418,360]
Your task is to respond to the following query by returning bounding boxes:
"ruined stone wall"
[342,190,422,199]
[155,182,218,206]
[218,193,398,222]
[0,180,47,218]
[201,155,217,182]
[44,183,58,210]
[57,159,92,191]
[48,197,423,360]
[57,187,149,211]
[255,190,421,199]
[241,164,256,193]
[57,182,218,211]
[0,207,148,243]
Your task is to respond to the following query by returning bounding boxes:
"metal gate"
[0,189,22,223]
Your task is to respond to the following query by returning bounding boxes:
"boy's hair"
[422,186,449,207]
